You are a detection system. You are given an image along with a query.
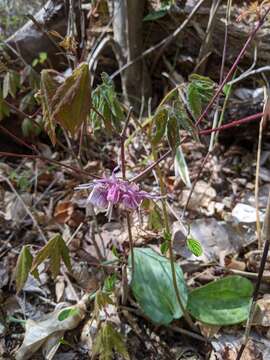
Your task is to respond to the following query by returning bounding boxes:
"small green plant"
[32,52,48,67]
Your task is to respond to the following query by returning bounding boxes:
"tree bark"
[113,0,152,112]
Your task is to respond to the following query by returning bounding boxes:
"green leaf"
[15,245,33,293]
[130,248,188,325]
[51,62,91,136]
[95,290,114,313]
[0,89,10,121]
[187,83,202,118]
[22,118,40,138]
[187,276,253,325]
[91,72,124,133]
[92,321,130,360]
[186,237,203,257]
[103,274,117,293]
[166,115,180,152]
[147,201,163,231]
[58,307,80,321]
[39,52,48,64]
[151,107,168,145]
[31,234,72,279]
[143,7,169,21]
[32,58,39,67]
[187,74,215,118]
[3,71,20,99]
[174,145,191,187]
[160,241,169,254]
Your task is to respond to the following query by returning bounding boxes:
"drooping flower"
[75,172,161,219]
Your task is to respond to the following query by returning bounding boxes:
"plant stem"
[120,108,135,275]
[132,111,263,183]
[151,146,196,330]
[236,187,270,360]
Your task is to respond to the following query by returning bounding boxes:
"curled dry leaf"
[54,200,85,227]
[54,201,75,224]
[253,295,270,327]
[16,300,87,360]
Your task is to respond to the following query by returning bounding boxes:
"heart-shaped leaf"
[51,63,91,136]
[187,275,253,325]
[130,248,188,325]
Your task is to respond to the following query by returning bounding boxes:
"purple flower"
[75,172,161,219]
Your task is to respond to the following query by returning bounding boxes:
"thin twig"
[209,0,232,150]
[236,188,270,360]
[132,111,263,183]
[0,151,99,179]
[111,0,206,80]
[195,8,270,127]
[255,90,268,249]
[120,108,135,274]
[1,175,47,244]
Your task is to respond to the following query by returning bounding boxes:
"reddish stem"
[195,8,270,127]
[132,111,263,182]
[199,111,263,135]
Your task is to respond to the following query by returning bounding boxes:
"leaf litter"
[2,4,270,360]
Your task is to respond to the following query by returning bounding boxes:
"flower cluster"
[76,173,160,220]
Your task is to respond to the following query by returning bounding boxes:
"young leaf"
[187,276,253,325]
[31,234,72,279]
[166,115,180,152]
[40,69,61,145]
[151,107,168,146]
[187,83,201,118]
[103,274,117,293]
[15,245,33,293]
[187,74,215,118]
[91,72,124,133]
[95,289,114,312]
[186,237,203,257]
[0,89,10,121]
[160,240,169,254]
[3,70,20,99]
[148,203,163,231]
[130,247,188,325]
[174,145,191,188]
[92,321,130,360]
[51,62,91,136]
[144,8,169,21]
[58,307,80,321]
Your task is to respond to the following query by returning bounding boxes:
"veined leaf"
[0,89,10,121]
[40,69,61,145]
[151,107,168,145]
[166,114,180,152]
[174,145,191,187]
[31,234,72,279]
[92,321,130,360]
[51,62,91,136]
[187,276,253,325]
[95,289,114,313]
[3,70,20,99]
[148,201,163,231]
[91,72,124,133]
[15,245,33,293]
[130,248,188,325]
[187,74,215,118]
[186,237,203,257]
[58,307,80,321]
